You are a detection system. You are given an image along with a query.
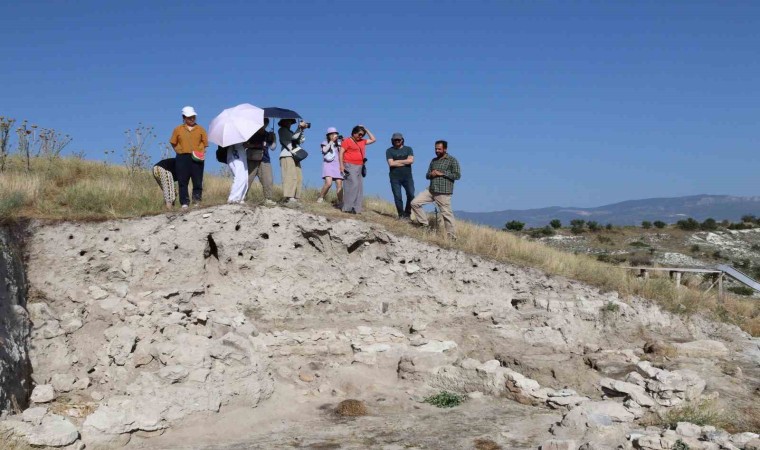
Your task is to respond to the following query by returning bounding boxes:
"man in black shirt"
[385,132,415,219]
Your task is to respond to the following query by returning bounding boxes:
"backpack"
[215,146,226,164]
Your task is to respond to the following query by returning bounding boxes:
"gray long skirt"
[341,163,364,213]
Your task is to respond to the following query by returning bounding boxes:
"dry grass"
[642,398,760,434]
[0,431,33,450]
[1,155,758,336]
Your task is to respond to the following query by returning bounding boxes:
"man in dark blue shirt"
[385,132,415,219]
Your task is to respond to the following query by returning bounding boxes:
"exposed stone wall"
[0,226,32,414]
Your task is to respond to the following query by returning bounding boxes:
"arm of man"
[200,129,208,150]
[441,158,461,181]
[403,155,414,165]
[425,161,435,180]
[169,128,179,151]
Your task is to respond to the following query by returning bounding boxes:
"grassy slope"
[1,156,758,336]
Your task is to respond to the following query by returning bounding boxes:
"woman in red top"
[339,125,376,213]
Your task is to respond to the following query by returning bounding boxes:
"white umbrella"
[208,103,265,147]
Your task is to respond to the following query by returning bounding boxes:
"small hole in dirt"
[238,251,243,257]
[168,258,172,262]
[272,223,280,228]
[174,244,179,250]
[399,259,406,264]
[104,237,109,241]
[235,224,241,231]
[204,234,219,260]
[260,233,269,240]
[68,235,73,240]
[249,256,253,260]
[79,250,87,256]
[492,267,498,272]
[294,242,302,249]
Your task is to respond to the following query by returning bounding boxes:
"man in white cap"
[170,106,208,209]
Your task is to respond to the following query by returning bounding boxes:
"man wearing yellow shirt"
[169,106,208,209]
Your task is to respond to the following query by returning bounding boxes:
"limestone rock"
[22,406,48,425]
[30,384,55,403]
[51,373,77,393]
[106,326,137,366]
[26,414,79,447]
[541,440,577,450]
[599,377,655,407]
[672,340,729,358]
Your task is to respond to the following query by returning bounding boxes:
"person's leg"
[191,160,204,204]
[227,148,247,202]
[390,177,404,218]
[280,157,296,198]
[341,163,361,212]
[175,154,191,207]
[294,161,303,199]
[260,162,274,200]
[402,176,415,218]
[410,189,434,225]
[434,194,456,238]
[335,179,343,206]
[319,177,333,201]
[246,160,260,200]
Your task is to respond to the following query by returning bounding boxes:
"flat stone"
[417,340,457,353]
[405,264,421,274]
[600,377,655,407]
[89,285,109,300]
[30,384,56,403]
[159,365,189,383]
[22,406,48,425]
[26,414,79,447]
[745,438,760,450]
[672,340,729,358]
[51,373,77,393]
[675,422,703,438]
[72,377,91,390]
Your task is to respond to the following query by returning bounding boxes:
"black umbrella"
[263,107,302,120]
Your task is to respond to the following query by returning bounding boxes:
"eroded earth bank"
[1,205,758,449]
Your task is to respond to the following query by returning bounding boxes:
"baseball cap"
[391,132,404,140]
[181,106,197,117]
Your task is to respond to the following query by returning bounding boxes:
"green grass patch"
[424,391,464,408]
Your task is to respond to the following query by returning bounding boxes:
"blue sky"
[1,0,759,211]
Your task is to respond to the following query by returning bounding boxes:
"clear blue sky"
[2,0,759,211]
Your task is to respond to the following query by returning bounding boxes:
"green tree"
[504,220,525,231]
[570,219,585,234]
[587,221,601,232]
[641,221,652,229]
[653,220,666,229]
[549,219,562,229]
[700,218,718,231]
[676,218,700,231]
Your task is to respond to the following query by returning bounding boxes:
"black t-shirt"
[154,158,177,178]
[385,146,414,179]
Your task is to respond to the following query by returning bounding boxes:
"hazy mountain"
[457,195,760,228]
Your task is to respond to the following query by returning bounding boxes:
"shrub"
[728,286,754,296]
[549,219,562,229]
[641,221,652,229]
[569,219,585,234]
[712,250,722,259]
[629,253,652,266]
[424,391,464,408]
[602,301,620,313]
[504,220,525,231]
[653,220,667,229]
[751,244,760,251]
[596,235,613,244]
[700,218,718,231]
[741,215,756,223]
[629,241,650,248]
[529,226,555,238]
[690,244,700,253]
[673,439,690,450]
[605,223,613,230]
[676,218,700,231]
[596,253,627,264]
[587,221,601,232]
[0,192,25,223]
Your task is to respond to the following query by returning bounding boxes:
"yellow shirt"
[170,125,208,155]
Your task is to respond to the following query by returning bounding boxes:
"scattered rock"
[22,406,48,426]
[51,373,77,393]
[26,414,79,447]
[672,340,729,358]
[30,384,55,403]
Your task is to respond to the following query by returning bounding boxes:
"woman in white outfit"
[225,143,248,203]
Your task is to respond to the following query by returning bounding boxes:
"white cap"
[326,127,338,134]
[181,106,197,117]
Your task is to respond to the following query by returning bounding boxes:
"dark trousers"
[390,176,415,218]
[175,153,204,206]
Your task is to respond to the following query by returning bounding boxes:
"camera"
[337,134,343,140]
[300,121,311,129]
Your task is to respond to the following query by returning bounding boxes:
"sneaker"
[316,197,324,203]
[287,198,299,204]
[264,199,276,206]
[181,205,189,210]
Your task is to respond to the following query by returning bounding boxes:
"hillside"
[457,194,760,228]
[0,205,758,450]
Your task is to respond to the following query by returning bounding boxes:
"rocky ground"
[1,205,758,449]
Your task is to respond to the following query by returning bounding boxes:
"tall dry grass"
[1,155,758,335]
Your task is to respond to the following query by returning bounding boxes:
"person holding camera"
[278,118,308,204]
[339,125,376,214]
[317,127,344,206]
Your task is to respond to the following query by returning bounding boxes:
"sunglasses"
[392,139,402,142]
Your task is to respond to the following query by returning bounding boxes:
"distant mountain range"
[456,195,760,228]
